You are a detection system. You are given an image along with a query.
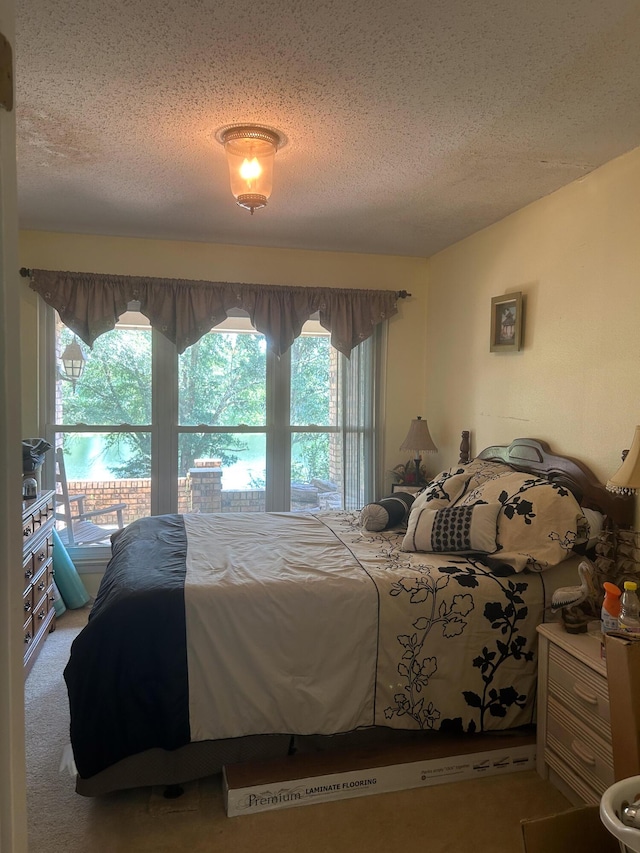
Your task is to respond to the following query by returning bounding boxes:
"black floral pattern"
[318,510,545,736]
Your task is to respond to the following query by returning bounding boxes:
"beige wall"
[18,232,430,488]
[426,145,640,487]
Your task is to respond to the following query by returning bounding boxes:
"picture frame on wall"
[490,292,523,352]
[391,483,424,495]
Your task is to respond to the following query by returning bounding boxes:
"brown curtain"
[28,269,401,357]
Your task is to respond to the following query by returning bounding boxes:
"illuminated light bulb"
[240,157,262,183]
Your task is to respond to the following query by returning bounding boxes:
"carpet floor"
[25,608,572,853]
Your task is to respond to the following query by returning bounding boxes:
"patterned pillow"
[410,459,514,514]
[401,503,501,553]
[359,492,415,532]
[456,471,583,572]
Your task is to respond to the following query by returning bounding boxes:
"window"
[42,303,384,554]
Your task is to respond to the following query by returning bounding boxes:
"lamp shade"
[400,416,438,454]
[607,425,640,494]
[218,125,281,214]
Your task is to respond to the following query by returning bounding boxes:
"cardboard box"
[223,732,536,816]
[605,632,640,781]
[520,806,619,853]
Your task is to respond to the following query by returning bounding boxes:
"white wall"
[426,145,640,488]
[19,232,433,485]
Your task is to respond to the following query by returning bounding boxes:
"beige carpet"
[25,608,571,853]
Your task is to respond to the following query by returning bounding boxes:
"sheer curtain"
[342,330,381,509]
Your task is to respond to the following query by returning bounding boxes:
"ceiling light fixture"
[215,124,286,215]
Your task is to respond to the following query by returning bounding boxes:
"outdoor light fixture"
[60,338,86,390]
[215,124,285,214]
[400,416,438,485]
[607,425,640,494]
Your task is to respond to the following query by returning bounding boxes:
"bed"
[64,437,633,796]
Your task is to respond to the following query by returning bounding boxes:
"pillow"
[573,507,605,553]
[410,459,515,514]
[401,503,501,554]
[360,492,415,532]
[456,471,584,572]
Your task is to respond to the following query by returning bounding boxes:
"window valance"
[26,269,403,357]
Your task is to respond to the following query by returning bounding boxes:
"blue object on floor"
[52,580,67,617]
[52,527,91,609]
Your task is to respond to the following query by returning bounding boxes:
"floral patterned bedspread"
[316,511,547,734]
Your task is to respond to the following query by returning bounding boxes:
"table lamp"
[399,416,437,485]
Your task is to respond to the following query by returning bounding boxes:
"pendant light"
[60,337,86,390]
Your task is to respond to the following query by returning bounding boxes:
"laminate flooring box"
[223,730,536,816]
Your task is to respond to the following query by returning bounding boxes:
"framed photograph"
[490,292,523,352]
[391,483,424,495]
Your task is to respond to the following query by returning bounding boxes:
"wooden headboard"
[476,437,634,529]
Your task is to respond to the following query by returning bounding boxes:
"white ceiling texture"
[14,0,640,258]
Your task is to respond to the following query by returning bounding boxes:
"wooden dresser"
[22,489,56,676]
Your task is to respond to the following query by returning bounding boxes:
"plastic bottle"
[601,582,622,634]
[618,580,640,634]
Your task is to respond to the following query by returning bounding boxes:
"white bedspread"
[184,513,378,740]
[183,510,558,743]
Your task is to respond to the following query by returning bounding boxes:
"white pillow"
[575,507,605,551]
[401,503,501,554]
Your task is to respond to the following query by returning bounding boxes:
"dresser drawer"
[548,642,610,740]
[23,585,34,618]
[23,614,34,650]
[32,587,51,629]
[32,560,52,600]
[547,694,614,795]
[30,535,52,576]
[545,750,603,806]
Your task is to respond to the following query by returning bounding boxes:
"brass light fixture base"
[214,124,286,150]
[236,193,268,215]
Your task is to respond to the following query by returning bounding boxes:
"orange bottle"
[601,582,622,634]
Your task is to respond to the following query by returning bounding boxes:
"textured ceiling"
[14,0,640,258]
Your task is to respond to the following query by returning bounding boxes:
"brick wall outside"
[65,466,267,523]
[63,455,341,523]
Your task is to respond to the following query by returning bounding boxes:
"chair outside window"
[55,447,128,546]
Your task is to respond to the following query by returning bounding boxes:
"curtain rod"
[19,269,411,298]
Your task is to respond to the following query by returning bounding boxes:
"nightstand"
[536,622,612,805]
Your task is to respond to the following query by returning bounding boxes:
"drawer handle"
[572,682,598,705]
[37,581,46,592]
[23,527,31,537]
[571,739,596,766]
[24,568,33,580]
[24,632,32,644]
[24,602,32,612]
[37,609,46,621]
[36,551,46,562]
